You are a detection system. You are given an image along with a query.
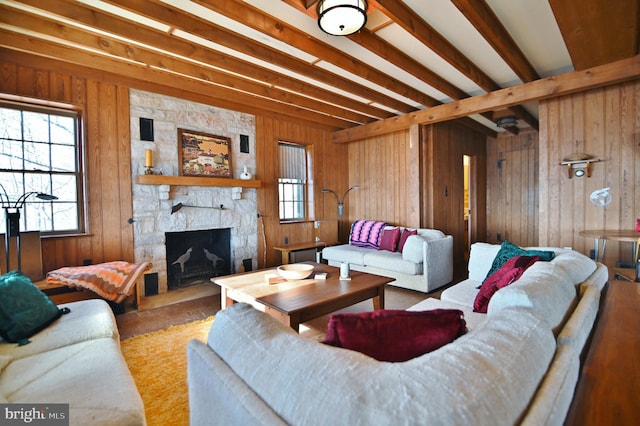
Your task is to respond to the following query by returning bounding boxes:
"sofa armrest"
[187,339,287,426]
[423,235,454,288]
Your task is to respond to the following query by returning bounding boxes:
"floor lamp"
[0,184,57,272]
[322,185,360,242]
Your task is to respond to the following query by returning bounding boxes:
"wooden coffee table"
[212,262,392,331]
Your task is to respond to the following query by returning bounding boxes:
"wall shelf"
[135,174,261,188]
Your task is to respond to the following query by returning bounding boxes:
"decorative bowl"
[277,263,314,280]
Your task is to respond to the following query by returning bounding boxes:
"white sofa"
[0,299,146,426]
[187,242,607,426]
[321,226,454,293]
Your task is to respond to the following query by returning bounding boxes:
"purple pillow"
[473,255,539,313]
[323,309,467,362]
[398,228,417,253]
[378,227,400,252]
[349,220,387,249]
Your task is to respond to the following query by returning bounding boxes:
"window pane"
[51,144,76,172]
[50,115,75,145]
[52,202,78,231]
[23,141,50,171]
[0,140,23,169]
[22,111,49,143]
[0,108,22,139]
[51,174,77,202]
[23,202,52,232]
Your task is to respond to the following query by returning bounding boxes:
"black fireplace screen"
[165,228,231,290]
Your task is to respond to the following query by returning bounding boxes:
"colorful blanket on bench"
[46,261,150,303]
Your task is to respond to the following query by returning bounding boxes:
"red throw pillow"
[398,228,417,253]
[322,309,467,362]
[473,255,540,313]
[378,227,401,252]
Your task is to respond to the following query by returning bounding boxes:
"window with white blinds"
[278,142,307,221]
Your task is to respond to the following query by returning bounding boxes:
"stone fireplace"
[129,89,258,296]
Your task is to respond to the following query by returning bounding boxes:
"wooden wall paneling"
[0,61,16,92]
[85,79,105,264]
[539,80,640,276]
[422,121,487,273]
[255,116,345,268]
[347,130,420,229]
[486,129,539,246]
[116,85,134,260]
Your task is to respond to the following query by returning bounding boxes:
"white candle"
[145,149,153,167]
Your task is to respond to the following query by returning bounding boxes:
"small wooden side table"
[273,241,337,264]
[565,280,640,425]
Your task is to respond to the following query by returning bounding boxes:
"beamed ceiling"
[0,0,639,139]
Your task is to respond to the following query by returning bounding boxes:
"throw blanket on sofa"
[350,220,387,249]
[46,261,150,303]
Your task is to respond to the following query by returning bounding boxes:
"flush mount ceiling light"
[318,0,367,36]
[496,116,518,129]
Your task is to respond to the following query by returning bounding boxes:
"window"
[0,101,84,235]
[278,142,308,221]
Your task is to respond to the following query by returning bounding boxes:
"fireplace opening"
[165,228,231,290]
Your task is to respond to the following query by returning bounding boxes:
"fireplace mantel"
[135,175,261,188]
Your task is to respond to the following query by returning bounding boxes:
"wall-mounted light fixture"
[559,153,601,178]
[0,183,58,272]
[322,185,360,242]
[318,0,367,36]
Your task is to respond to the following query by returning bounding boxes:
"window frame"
[0,99,86,236]
[277,141,312,223]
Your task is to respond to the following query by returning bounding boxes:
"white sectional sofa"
[187,241,607,426]
[322,223,454,293]
[0,299,146,426]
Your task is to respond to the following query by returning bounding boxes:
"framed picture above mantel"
[178,128,232,178]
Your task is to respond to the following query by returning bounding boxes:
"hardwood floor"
[115,282,445,341]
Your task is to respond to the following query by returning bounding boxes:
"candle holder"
[144,166,154,175]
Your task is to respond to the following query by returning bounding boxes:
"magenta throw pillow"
[322,309,467,362]
[378,227,401,252]
[398,228,417,253]
[473,255,539,313]
[349,220,388,249]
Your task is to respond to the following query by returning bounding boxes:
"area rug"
[121,316,214,426]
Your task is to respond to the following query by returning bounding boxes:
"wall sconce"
[322,185,360,217]
[559,153,601,178]
[322,185,360,243]
[0,183,58,272]
[317,0,367,36]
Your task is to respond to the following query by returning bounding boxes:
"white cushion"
[408,297,487,331]
[401,235,425,263]
[321,244,368,265]
[0,338,145,426]
[468,243,501,281]
[440,279,480,308]
[0,299,119,360]
[488,262,577,332]
[362,251,422,275]
[416,229,445,241]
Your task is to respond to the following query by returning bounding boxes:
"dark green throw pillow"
[482,240,556,284]
[0,270,69,346]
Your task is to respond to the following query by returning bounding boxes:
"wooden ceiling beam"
[0,31,354,129]
[7,0,389,121]
[332,55,640,142]
[370,0,537,130]
[550,0,640,70]
[0,6,373,126]
[90,0,414,114]
[190,0,440,109]
[451,0,540,83]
